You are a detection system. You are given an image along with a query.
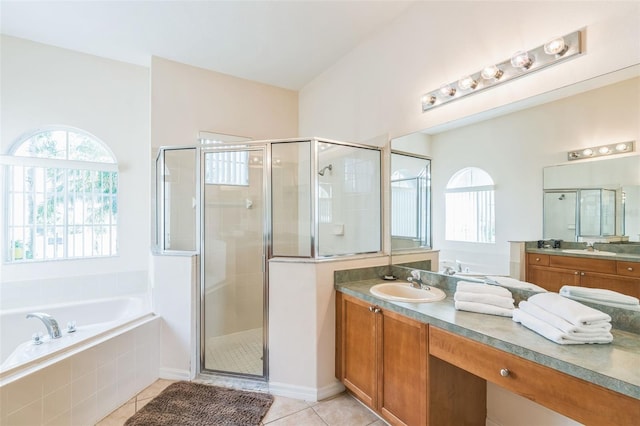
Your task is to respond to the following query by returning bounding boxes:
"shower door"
[201,146,267,378]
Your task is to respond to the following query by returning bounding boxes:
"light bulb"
[582,148,593,156]
[615,143,629,152]
[458,76,478,90]
[511,51,533,69]
[544,37,568,56]
[439,84,456,97]
[421,94,436,106]
[480,65,503,80]
[598,146,610,154]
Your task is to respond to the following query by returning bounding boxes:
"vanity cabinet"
[429,327,640,425]
[336,292,485,426]
[526,253,640,298]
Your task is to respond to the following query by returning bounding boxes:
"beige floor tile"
[95,402,136,426]
[264,407,327,426]
[262,395,311,423]
[135,396,153,411]
[312,393,379,426]
[135,378,176,401]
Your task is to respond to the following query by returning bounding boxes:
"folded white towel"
[513,309,613,345]
[454,291,515,309]
[560,294,640,312]
[456,281,513,298]
[454,300,513,317]
[518,301,612,335]
[527,292,611,326]
[485,276,548,293]
[560,286,640,306]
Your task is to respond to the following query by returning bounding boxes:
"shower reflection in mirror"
[390,152,432,251]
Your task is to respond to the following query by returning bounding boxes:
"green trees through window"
[5,127,118,262]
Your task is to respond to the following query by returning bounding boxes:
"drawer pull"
[369,306,381,314]
[628,267,634,271]
[500,368,510,377]
[535,257,540,261]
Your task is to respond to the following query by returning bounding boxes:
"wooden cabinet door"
[379,308,428,426]
[339,293,378,409]
[580,272,640,298]
[527,265,579,292]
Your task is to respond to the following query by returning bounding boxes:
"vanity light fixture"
[421,29,583,112]
[567,141,635,161]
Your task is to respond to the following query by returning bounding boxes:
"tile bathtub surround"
[0,317,160,426]
[98,379,384,426]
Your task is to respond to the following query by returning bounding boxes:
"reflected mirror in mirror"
[543,155,640,242]
[391,151,431,251]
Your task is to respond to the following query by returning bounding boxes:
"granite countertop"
[336,279,640,400]
[526,247,640,262]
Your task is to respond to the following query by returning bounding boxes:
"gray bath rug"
[124,381,274,426]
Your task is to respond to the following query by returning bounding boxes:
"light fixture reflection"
[567,141,635,161]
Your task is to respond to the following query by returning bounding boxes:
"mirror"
[390,151,431,251]
[389,68,640,281]
[543,156,640,241]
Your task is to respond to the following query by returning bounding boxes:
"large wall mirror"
[389,65,640,274]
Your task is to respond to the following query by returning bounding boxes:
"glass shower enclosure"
[156,137,382,381]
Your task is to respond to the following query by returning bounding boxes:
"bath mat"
[124,381,273,426]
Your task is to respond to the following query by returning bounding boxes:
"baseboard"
[268,380,345,402]
[159,367,191,381]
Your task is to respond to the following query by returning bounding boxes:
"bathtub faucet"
[26,312,62,339]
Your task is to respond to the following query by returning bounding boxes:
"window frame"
[2,126,118,263]
[445,167,495,243]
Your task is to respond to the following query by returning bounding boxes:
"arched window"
[3,127,118,262]
[445,167,495,243]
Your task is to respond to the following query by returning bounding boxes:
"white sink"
[561,249,616,256]
[370,283,446,303]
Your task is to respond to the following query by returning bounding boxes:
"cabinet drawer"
[549,255,616,274]
[526,253,549,266]
[429,327,639,425]
[616,261,640,278]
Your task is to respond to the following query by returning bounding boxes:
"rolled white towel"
[454,291,515,310]
[485,276,548,292]
[456,281,513,298]
[518,301,612,335]
[513,309,613,345]
[527,292,611,327]
[454,300,513,317]
[560,286,640,306]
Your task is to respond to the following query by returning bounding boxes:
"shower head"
[558,194,565,200]
[318,164,333,176]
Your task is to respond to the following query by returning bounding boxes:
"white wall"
[299,2,640,142]
[0,35,150,288]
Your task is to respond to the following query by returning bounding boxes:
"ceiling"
[0,0,415,90]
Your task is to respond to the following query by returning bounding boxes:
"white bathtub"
[0,295,159,426]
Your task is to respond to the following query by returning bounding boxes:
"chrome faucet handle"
[32,332,44,345]
[67,321,77,333]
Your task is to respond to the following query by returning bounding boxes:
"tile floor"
[205,327,263,375]
[96,379,387,426]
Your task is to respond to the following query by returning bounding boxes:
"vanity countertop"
[525,247,640,262]
[335,279,640,400]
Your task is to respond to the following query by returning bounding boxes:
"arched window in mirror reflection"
[390,152,431,250]
[445,167,495,243]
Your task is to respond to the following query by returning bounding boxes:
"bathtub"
[0,295,160,426]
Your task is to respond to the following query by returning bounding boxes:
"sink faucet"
[586,242,595,252]
[442,266,456,275]
[408,270,426,289]
[26,312,62,339]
